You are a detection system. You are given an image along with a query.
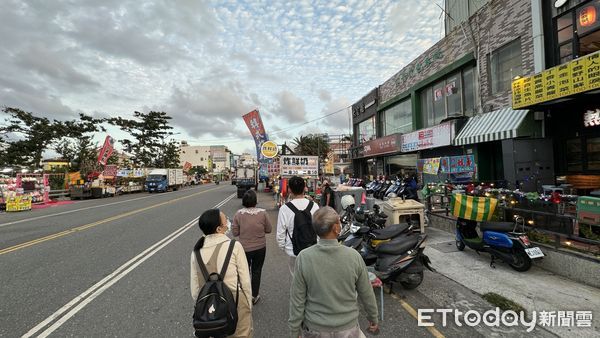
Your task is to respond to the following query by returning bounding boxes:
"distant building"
[179,144,232,173]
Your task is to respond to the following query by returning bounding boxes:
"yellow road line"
[0,187,222,256]
[388,290,446,338]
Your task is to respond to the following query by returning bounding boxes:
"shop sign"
[395,50,444,85]
[363,133,401,157]
[584,109,600,127]
[260,141,279,158]
[512,50,600,108]
[103,165,118,178]
[441,155,476,173]
[267,158,280,175]
[6,195,32,212]
[401,122,454,152]
[280,155,319,177]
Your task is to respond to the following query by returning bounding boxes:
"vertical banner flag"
[242,109,269,163]
[97,136,115,165]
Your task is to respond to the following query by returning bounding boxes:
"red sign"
[183,161,192,173]
[103,165,118,178]
[242,109,269,163]
[97,136,115,165]
[362,133,401,157]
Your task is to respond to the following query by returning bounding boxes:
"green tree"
[157,140,180,168]
[108,111,174,167]
[292,134,330,161]
[189,165,208,176]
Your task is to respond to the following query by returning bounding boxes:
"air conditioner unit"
[534,111,544,121]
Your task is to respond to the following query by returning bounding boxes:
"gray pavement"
[0,185,575,337]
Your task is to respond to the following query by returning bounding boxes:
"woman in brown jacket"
[232,190,272,305]
[191,209,253,338]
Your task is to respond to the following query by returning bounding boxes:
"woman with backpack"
[191,209,253,338]
[232,190,272,305]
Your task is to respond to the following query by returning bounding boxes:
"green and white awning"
[454,108,530,146]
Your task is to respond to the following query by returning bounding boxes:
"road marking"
[0,187,225,256]
[0,185,210,228]
[388,291,446,338]
[22,193,236,338]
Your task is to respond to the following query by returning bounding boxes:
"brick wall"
[379,0,535,113]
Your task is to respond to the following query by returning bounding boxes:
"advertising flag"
[242,109,270,163]
[97,136,115,165]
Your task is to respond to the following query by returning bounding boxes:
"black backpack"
[193,238,239,338]
[286,201,317,256]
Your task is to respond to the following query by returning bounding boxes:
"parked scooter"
[337,195,357,242]
[455,215,544,272]
[345,223,432,289]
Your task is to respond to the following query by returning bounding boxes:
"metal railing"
[48,189,70,199]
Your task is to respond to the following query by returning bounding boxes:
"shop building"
[511,0,600,193]
[351,0,547,190]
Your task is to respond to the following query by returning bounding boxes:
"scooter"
[345,223,432,289]
[384,179,402,199]
[455,216,544,272]
[375,180,391,199]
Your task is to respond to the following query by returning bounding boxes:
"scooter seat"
[371,223,410,240]
[480,221,514,233]
[375,234,419,255]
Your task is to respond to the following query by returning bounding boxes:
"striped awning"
[454,108,530,146]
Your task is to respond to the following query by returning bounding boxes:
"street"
[1,184,555,337]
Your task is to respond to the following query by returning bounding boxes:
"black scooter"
[345,223,432,289]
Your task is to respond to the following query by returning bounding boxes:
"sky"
[0,0,445,156]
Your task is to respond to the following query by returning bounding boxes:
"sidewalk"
[424,227,600,338]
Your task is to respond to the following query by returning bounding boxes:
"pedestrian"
[320,180,335,210]
[288,207,380,338]
[190,209,253,338]
[276,176,319,275]
[232,189,272,305]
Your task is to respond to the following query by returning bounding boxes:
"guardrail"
[49,189,70,199]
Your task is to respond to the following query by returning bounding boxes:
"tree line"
[0,107,180,172]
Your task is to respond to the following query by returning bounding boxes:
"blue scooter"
[455,216,544,272]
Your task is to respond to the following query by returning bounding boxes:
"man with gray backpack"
[191,209,252,337]
[276,176,320,275]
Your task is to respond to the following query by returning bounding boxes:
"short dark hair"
[288,176,305,195]
[242,190,257,208]
[199,209,221,235]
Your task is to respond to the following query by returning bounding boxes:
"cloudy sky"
[0,0,445,155]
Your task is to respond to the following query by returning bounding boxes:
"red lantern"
[580,5,597,27]
[551,191,562,204]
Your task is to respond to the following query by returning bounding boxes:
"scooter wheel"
[398,271,423,290]
[456,240,465,251]
[509,250,532,272]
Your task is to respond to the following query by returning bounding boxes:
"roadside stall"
[116,168,147,194]
[279,155,320,204]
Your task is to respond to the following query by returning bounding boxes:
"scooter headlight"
[350,223,361,233]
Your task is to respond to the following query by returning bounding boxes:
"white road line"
[0,185,208,228]
[22,193,236,338]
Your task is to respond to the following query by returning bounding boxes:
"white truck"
[145,168,184,192]
[235,167,256,198]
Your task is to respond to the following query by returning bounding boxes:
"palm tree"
[292,134,330,161]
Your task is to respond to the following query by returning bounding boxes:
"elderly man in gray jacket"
[289,206,379,338]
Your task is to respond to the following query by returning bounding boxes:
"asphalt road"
[0,184,550,337]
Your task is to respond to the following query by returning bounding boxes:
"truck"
[145,169,184,193]
[235,167,256,198]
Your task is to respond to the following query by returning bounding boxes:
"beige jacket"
[190,234,253,338]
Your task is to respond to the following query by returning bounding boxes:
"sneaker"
[252,295,261,305]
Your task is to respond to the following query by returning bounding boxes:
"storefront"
[350,88,378,178]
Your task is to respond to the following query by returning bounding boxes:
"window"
[381,99,412,135]
[567,138,583,171]
[420,66,476,127]
[587,138,600,170]
[553,1,600,65]
[462,67,475,116]
[490,39,522,94]
[357,116,375,144]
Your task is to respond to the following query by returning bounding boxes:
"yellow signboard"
[512,51,600,109]
[260,141,279,158]
[6,195,32,212]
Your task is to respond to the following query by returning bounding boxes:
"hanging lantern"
[580,5,597,27]
[551,191,562,204]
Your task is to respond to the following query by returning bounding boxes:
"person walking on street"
[289,207,379,338]
[232,190,272,305]
[320,180,335,210]
[190,209,253,337]
[276,176,319,275]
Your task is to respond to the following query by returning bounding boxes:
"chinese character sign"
[584,109,600,127]
[280,155,319,177]
[242,109,269,163]
[97,135,115,165]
